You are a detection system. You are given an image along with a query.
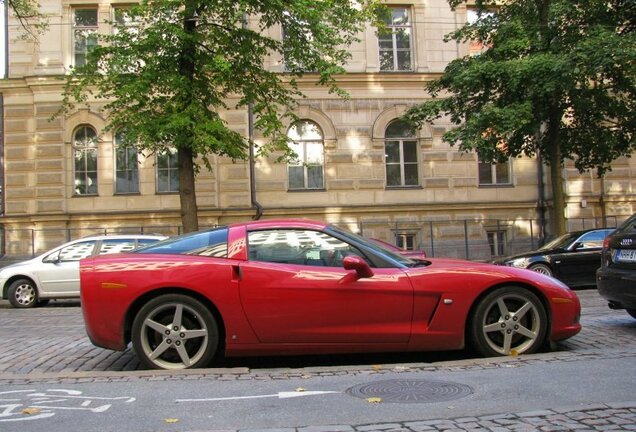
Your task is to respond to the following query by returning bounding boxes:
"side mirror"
[43,250,61,264]
[343,256,374,279]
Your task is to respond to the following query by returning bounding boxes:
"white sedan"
[0,234,166,308]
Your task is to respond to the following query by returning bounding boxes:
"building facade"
[1,0,635,258]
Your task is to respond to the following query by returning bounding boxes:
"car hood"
[407,257,569,290]
[0,257,40,274]
[492,250,550,264]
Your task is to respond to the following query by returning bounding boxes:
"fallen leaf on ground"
[366,397,382,403]
[295,387,306,392]
[22,408,42,415]
[164,418,179,424]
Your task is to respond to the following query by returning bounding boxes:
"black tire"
[7,279,38,308]
[469,286,548,357]
[529,263,553,277]
[132,294,219,370]
[626,309,636,320]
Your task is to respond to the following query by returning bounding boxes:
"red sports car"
[80,219,581,370]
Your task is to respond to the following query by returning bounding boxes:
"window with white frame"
[73,8,98,67]
[379,7,413,71]
[478,160,511,186]
[113,7,136,33]
[157,148,179,193]
[396,233,416,251]
[385,120,419,187]
[287,120,325,190]
[114,131,139,194]
[73,125,98,196]
[487,230,507,257]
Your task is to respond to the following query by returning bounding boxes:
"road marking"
[0,389,135,423]
[176,390,340,403]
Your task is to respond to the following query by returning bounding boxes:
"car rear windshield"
[615,214,636,234]
[134,227,228,257]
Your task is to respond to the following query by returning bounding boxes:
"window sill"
[287,188,327,193]
[478,184,514,188]
[385,186,423,190]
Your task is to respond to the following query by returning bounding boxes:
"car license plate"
[616,249,636,262]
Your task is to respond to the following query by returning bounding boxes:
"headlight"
[506,258,529,268]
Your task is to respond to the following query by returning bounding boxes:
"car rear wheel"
[529,263,552,277]
[627,309,636,320]
[132,294,219,370]
[7,279,38,308]
[469,286,547,357]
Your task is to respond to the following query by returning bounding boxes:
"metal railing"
[358,216,619,261]
[0,216,620,262]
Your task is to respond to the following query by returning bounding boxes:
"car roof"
[74,234,167,241]
[230,218,329,231]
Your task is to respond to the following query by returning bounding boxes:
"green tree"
[4,0,48,38]
[59,0,381,232]
[405,0,635,235]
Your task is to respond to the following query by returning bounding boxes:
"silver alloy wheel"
[12,282,36,307]
[138,302,209,369]
[530,263,552,276]
[480,293,542,355]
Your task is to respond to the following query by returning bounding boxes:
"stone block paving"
[1,290,635,431]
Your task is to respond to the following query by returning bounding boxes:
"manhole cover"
[346,379,473,404]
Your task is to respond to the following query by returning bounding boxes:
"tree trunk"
[177,0,199,233]
[178,146,199,233]
[546,116,567,236]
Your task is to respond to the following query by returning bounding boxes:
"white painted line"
[176,390,340,403]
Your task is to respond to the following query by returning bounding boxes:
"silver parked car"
[0,234,166,308]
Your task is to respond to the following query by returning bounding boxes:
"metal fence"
[358,216,619,261]
[0,216,620,262]
[0,225,185,259]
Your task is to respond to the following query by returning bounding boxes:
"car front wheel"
[469,286,548,357]
[529,263,553,277]
[132,294,219,370]
[7,279,38,308]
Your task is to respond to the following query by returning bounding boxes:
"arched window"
[114,131,139,194]
[287,120,324,190]
[385,120,418,187]
[73,125,98,195]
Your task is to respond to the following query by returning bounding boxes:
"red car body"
[80,219,581,369]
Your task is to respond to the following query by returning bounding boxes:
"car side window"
[99,239,137,255]
[247,229,366,267]
[57,241,97,262]
[136,228,228,257]
[576,230,609,249]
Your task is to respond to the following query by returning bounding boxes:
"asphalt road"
[0,289,635,431]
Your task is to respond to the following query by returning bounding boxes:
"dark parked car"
[493,228,614,288]
[597,213,636,319]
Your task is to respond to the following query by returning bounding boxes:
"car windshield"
[328,225,417,267]
[538,233,577,251]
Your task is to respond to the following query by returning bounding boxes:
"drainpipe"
[248,101,263,220]
[243,13,263,220]
[1,93,5,256]
[3,2,7,78]
[599,172,607,227]
[536,149,546,247]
